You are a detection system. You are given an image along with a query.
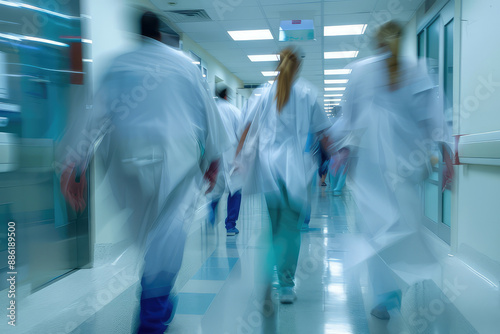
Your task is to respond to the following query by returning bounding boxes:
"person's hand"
[204,160,219,194]
[60,163,87,212]
[442,146,454,191]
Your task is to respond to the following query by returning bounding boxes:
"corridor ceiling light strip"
[0,1,79,19]
[325,69,352,75]
[228,29,273,41]
[23,36,68,47]
[248,54,280,62]
[324,24,367,36]
[262,71,279,77]
[325,94,343,97]
[324,99,341,102]
[324,51,359,59]
[325,87,346,91]
[0,33,21,41]
[324,79,349,84]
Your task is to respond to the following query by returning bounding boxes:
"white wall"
[401,15,417,58]
[453,0,500,265]
[181,34,244,104]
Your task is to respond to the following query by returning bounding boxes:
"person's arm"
[236,123,251,157]
[441,143,454,191]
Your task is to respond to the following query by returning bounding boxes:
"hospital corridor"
[1,0,500,333]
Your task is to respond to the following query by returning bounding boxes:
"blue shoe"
[226,227,239,236]
[163,295,178,326]
[138,294,178,333]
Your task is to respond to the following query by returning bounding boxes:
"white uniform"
[212,98,242,198]
[332,52,446,296]
[57,38,229,299]
[238,78,332,218]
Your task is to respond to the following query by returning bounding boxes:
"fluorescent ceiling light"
[268,80,275,84]
[82,59,93,63]
[248,54,280,62]
[228,29,273,41]
[324,24,367,36]
[262,71,279,77]
[325,94,343,97]
[325,51,359,59]
[325,87,346,91]
[81,39,92,44]
[192,61,200,65]
[324,99,341,102]
[324,79,349,84]
[255,94,262,96]
[325,69,352,75]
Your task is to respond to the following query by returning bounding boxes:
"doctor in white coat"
[58,12,228,334]
[209,87,243,236]
[332,21,454,319]
[236,47,333,304]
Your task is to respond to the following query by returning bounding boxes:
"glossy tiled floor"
[165,179,486,334]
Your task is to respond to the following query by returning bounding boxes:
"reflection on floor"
[166,182,484,334]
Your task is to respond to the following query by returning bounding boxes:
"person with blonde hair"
[235,47,333,303]
[331,20,454,319]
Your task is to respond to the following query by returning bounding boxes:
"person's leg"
[209,172,225,224]
[333,164,347,195]
[209,198,220,224]
[138,179,196,333]
[273,207,301,288]
[367,254,401,320]
[225,190,242,231]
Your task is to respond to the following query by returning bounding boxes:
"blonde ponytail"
[275,48,301,113]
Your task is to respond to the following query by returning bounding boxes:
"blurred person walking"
[58,12,228,333]
[236,47,333,304]
[331,21,454,319]
[209,87,243,236]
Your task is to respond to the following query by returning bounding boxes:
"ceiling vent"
[164,9,212,23]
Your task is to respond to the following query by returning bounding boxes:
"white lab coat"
[212,98,242,198]
[333,53,446,289]
[237,78,332,215]
[57,37,229,299]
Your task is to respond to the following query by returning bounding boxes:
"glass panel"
[425,182,439,223]
[0,0,87,291]
[418,31,425,58]
[444,20,454,134]
[442,189,452,227]
[426,18,440,85]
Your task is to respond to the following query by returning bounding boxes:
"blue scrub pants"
[211,190,242,230]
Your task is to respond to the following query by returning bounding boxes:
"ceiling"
[150,0,425,103]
